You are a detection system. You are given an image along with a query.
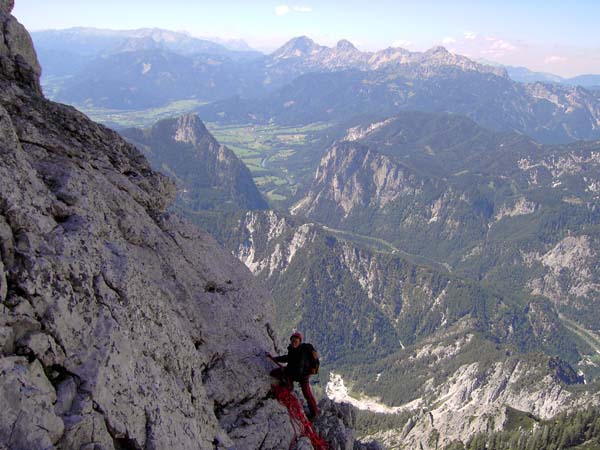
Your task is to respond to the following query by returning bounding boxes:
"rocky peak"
[367,45,507,77]
[140,113,216,149]
[293,141,424,218]
[426,45,451,55]
[121,113,269,211]
[172,113,211,145]
[129,112,217,151]
[335,39,358,52]
[272,35,321,58]
[287,35,317,49]
[0,1,42,93]
[111,35,163,53]
[419,45,507,77]
[369,47,412,68]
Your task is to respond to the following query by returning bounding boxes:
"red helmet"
[290,332,303,342]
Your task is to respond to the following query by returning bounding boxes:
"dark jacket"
[275,343,318,380]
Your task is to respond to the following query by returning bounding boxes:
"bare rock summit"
[121,113,269,211]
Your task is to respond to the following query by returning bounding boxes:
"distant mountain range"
[34,30,506,109]
[198,62,600,143]
[34,29,600,143]
[32,27,262,59]
[266,35,506,77]
[32,27,264,107]
[477,59,600,89]
[506,67,600,89]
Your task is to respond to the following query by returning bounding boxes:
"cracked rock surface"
[0,2,294,448]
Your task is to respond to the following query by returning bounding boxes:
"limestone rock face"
[0,1,41,93]
[0,357,64,450]
[0,0,14,15]
[311,399,383,450]
[313,399,357,450]
[0,7,293,450]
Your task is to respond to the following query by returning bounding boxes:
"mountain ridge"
[197,67,600,143]
[268,35,507,77]
[32,27,262,59]
[290,113,600,338]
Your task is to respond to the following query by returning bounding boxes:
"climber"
[267,332,320,419]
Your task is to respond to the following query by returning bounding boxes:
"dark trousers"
[270,367,319,417]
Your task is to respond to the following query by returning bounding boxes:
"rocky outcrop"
[292,141,429,218]
[0,5,297,449]
[236,210,318,277]
[528,235,600,328]
[0,0,41,93]
[121,113,268,212]
[313,399,382,450]
[494,196,537,221]
[290,139,479,252]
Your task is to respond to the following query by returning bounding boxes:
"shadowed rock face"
[0,0,41,92]
[121,113,269,212]
[0,4,297,450]
[0,0,13,14]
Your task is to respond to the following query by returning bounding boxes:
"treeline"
[354,409,411,437]
[445,407,600,450]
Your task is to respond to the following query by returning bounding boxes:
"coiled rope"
[272,384,330,450]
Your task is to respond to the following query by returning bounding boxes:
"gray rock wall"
[0,0,41,93]
[0,4,295,449]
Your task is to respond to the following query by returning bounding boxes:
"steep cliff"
[0,3,296,449]
[120,114,268,212]
[290,139,487,262]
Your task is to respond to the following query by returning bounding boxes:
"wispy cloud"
[545,55,568,64]
[293,5,312,12]
[275,5,290,16]
[490,39,517,51]
[392,39,412,48]
[385,31,595,77]
[480,37,518,58]
[275,4,312,16]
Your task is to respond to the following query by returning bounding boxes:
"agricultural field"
[206,122,333,208]
[68,95,335,208]
[76,99,206,129]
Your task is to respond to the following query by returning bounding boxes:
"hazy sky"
[13,0,600,77]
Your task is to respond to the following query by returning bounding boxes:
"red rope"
[272,384,330,450]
